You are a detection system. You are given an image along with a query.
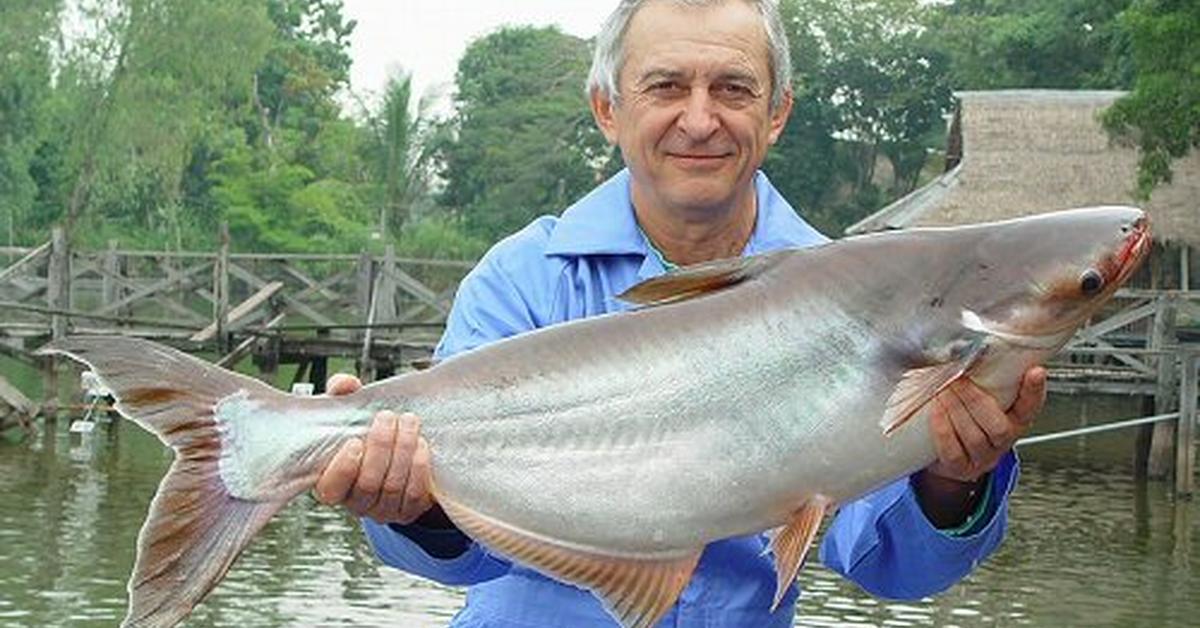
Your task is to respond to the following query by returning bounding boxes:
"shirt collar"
[544,169,645,257]
[544,168,828,261]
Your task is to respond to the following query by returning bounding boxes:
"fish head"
[955,206,1150,345]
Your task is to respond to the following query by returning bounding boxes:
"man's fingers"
[370,413,421,521]
[314,439,363,506]
[954,379,1013,448]
[1009,366,1047,426]
[930,393,971,477]
[398,437,435,524]
[941,383,993,471]
[326,373,362,396]
[350,412,399,514]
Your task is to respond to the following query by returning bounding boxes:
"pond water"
[0,393,1196,627]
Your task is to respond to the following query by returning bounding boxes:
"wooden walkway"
[0,227,473,423]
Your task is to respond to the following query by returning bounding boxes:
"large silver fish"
[41,206,1150,628]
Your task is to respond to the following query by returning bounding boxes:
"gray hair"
[587,0,793,112]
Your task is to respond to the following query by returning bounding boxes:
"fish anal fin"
[768,496,831,611]
[882,349,983,437]
[618,251,789,307]
[439,494,701,628]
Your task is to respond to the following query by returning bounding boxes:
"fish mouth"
[1110,213,1151,286]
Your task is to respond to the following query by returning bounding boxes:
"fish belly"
[394,293,935,556]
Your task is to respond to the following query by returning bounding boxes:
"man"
[315,0,1046,625]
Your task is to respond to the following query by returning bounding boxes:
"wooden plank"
[228,261,336,327]
[191,281,283,342]
[93,261,211,315]
[1069,300,1158,345]
[280,262,343,302]
[0,374,38,417]
[75,256,208,324]
[216,312,286,367]
[384,264,449,314]
[0,300,200,330]
[0,240,50,285]
[399,283,457,322]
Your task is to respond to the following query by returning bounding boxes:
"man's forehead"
[621,1,771,77]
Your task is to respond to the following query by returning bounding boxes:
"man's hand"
[313,373,435,524]
[915,366,1047,527]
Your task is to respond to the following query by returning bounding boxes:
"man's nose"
[676,90,720,140]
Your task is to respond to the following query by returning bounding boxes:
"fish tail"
[39,336,297,628]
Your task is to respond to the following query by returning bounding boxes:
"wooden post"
[355,251,373,323]
[1176,351,1197,498]
[377,244,398,326]
[311,328,330,394]
[42,226,70,419]
[102,239,120,312]
[213,223,231,353]
[1183,245,1192,292]
[1146,293,1179,479]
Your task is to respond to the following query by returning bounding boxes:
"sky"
[342,1,614,111]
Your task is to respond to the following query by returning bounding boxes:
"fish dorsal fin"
[438,492,701,628]
[618,251,790,307]
[767,496,831,611]
[881,341,985,436]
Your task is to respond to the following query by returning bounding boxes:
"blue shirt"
[363,169,1018,627]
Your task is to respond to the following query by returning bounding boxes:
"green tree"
[770,0,953,234]
[1102,0,1200,197]
[37,0,274,247]
[0,0,60,246]
[365,71,435,237]
[931,0,1133,89]
[437,26,614,241]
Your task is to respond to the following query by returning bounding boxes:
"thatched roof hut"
[847,90,1200,249]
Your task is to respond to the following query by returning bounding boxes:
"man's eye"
[717,84,753,97]
[650,81,682,92]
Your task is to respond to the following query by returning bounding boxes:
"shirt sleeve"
[360,252,546,585]
[818,451,1019,599]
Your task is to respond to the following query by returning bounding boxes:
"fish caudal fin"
[438,492,701,628]
[38,337,292,628]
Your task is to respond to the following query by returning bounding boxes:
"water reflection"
[1,399,1196,627]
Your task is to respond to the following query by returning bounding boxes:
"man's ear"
[767,89,794,145]
[590,89,620,145]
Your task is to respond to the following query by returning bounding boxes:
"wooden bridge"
[0,226,473,425]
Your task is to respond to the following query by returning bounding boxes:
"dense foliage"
[0,0,1189,253]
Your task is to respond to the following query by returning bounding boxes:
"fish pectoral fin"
[618,250,791,307]
[768,496,831,611]
[881,351,983,436]
[439,493,701,628]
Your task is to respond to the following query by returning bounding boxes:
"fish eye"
[1079,269,1105,296]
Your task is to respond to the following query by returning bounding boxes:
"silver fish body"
[42,206,1150,628]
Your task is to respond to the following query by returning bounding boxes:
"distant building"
[847,90,1199,290]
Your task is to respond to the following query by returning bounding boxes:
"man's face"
[592,0,792,214]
